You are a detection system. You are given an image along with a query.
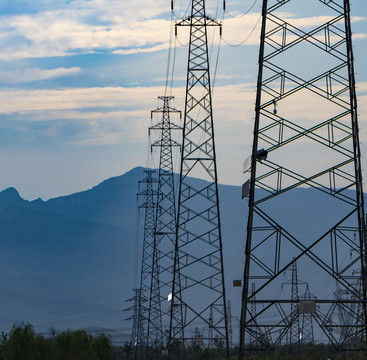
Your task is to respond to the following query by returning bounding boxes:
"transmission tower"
[240,0,367,356]
[124,289,144,348]
[137,170,157,350]
[227,301,233,351]
[334,266,362,344]
[146,96,181,348]
[290,261,300,349]
[280,259,302,350]
[169,0,229,356]
[300,284,316,346]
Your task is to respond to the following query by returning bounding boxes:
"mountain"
[0,166,361,345]
[0,168,143,344]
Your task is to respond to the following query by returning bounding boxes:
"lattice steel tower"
[290,260,300,350]
[169,0,229,355]
[300,284,315,346]
[136,170,157,349]
[146,96,181,348]
[240,0,366,356]
[124,289,144,348]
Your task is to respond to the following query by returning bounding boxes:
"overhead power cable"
[223,0,258,18]
[171,0,191,20]
[164,10,175,97]
[221,13,262,47]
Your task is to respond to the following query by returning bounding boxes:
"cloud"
[0,86,164,146]
[0,84,254,146]
[112,43,169,55]
[1,79,365,142]
[0,67,81,83]
[0,1,364,60]
[0,0,172,60]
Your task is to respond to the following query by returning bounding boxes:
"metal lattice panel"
[240,0,367,356]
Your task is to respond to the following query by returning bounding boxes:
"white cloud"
[0,1,364,60]
[1,80,365,142]
[357,82,367,93]
[0,84,254,146]
[0,0,172,60]
[112,43,169,55]
[0,67,81,83]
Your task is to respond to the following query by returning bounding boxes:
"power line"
[221,13,261,47]
[223,0,258,19]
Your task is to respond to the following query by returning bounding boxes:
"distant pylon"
[169,0,229,356]
[146,96,181,348]
[137,170,157,350]
[240,0,367,356]
[290,261,300,350]
[124,289,144,348]
[227,301,233,350]
[300,284,315,346]
[280,259,302,351]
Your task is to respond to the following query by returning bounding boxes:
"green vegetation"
[0,323,117,360]
[1,324,366,360]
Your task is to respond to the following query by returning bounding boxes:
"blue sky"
[0,0,366,200]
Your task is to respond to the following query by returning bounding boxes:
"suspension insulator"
[171,0,174,11]
[223,0,226,12]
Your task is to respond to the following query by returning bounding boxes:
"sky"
[0,0,366,200]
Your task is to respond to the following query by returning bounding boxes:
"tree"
[0,324,117,360]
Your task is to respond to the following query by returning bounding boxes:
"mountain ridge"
[0,166,362,344]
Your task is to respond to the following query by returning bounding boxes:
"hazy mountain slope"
[0,183,137,344]
[29,168,140,227]
[0,166,360,344]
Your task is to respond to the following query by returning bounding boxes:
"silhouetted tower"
[334,267,362,344]
[169,0,229,355]
[227,301,233,350]
[290,261,300,349]
[147,96,181,347]
[137,170,157,349]
[281,260,301,350]
[300,284,315,345]
[124,289,144,348]
[240,0,366,356]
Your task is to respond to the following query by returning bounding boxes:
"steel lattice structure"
[136,170,157,349]
[227,300,233,350]
[146,96,181,348]
[300,284,316,346]
[290,260,300,349]
[240,0,367,356]
[169,0,229,355]
[124,289,144,348]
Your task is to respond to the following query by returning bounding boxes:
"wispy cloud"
[3,81,365,147]
[0,1,365,60]
[112,43,169,55]
[0,0,171,60]
[0,67,81,83]
[0,84,253,146]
